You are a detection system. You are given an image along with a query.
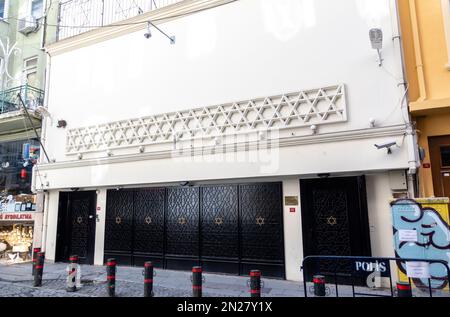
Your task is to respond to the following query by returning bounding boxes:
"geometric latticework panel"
[66,84,347,154]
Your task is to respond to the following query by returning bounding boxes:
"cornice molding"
[37,125,407,171]
[46,0,237,56]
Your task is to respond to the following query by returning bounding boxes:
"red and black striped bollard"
[144,261,154,297]
[32,247,41,276]
[250,270,261,297]
[33,252,45,287]
[397,282,412,297]
[192,266,202,297]
[67,255,79,292]
[106,258,117,297]
[313,275,326,297]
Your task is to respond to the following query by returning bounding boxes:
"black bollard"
[33,252,45,287]
[313,275,326,297]
[144,261,154,297]
[397,282,412,297]
[250,270,261,297]
[32,247,41,276]
[106,258,116,297]
[67,255,79,292]
[192,266,202,297]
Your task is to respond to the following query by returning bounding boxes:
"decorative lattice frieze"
[66,85,347,154]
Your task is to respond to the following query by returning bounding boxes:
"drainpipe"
[38,51,52,253]
[394,0,421,189]
[409,0,427,102]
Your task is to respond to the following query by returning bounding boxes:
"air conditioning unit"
[18,16,40,35]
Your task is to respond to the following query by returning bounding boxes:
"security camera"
[144,31,152,39]
[374,141,397,154]
[144,22,152,39]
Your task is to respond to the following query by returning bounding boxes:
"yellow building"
[399,0,450,199]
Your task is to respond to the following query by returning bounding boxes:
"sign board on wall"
[0,213,36,221]
[285,196,299,206]
[398,229,418,242]
[405,262,431,279]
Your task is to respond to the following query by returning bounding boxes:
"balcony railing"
[0,85,45,115]
[57,0,184,41]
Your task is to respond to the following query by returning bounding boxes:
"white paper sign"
[405,262,430,279]
[398,229,418,242]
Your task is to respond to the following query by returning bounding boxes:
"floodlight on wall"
[369,28,383,67]
[144,21,176,45]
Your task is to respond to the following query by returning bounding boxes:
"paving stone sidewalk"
[0,262,447,297]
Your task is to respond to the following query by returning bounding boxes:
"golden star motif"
[256,216,265,226]
[115,216,122,225]
[327,216,337,226]
[178,217,187,225]
[145,216,152,225]
[215,217,224,226]
[77,216,83,224]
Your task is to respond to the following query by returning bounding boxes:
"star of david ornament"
[327,216,337,226]
[256,216,265,226]
[215,217,224,226]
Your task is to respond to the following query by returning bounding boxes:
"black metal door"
[239,183,285,278]
[201,185,239,274]
[165,187,200,270]
[300,177,371,283]
[104,189,134,265]
[55,191,97,264]
[103,183,285,278]
[133,188,165,266]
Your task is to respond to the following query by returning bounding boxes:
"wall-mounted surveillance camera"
[144,31,152,39]
[144,22,152,39]
[374,141,397,154]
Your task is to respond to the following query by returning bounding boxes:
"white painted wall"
[282,178,303,281]
[94,189,107,265]
[40,0,410,190]
[366,173,396,258]
[44,189,59,261]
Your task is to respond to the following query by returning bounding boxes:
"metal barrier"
[301,256,450,298]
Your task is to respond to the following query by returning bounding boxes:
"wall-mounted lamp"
[144,21,176,44]
[369,28,383,67]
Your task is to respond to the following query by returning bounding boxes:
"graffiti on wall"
[391,199,450,289]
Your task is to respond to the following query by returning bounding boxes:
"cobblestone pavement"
[0,262,448,297]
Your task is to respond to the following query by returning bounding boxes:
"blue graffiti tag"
[391,199,450,289]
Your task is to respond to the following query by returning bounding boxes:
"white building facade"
[35,0,420,281]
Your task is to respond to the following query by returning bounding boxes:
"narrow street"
[0,263,448,298]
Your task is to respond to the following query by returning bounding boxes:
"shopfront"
[0,139,42,265]
[0,212,42,265]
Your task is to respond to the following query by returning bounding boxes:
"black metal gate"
[104,183,285,278]
[56,191,97,264]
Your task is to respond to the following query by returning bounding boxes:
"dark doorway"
[104,183,285,278]
[429,135,450,200]
[55,191,97,264]
[300,177,371,283]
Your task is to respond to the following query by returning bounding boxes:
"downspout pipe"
[394,0,421,178]
[39,50,52,253]
[408,0,427,101]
